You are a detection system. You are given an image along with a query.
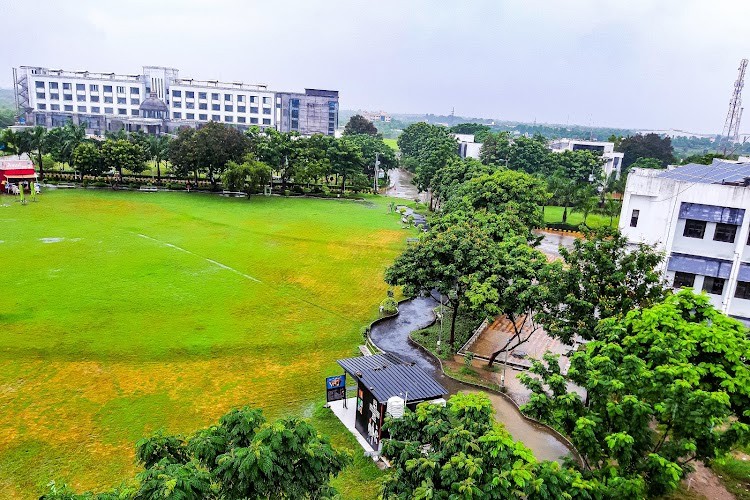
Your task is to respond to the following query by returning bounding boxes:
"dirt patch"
[683,461,735,500]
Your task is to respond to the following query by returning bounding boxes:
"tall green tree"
[343,114,379,136]
[430,157,494,206]
[195,122,249,186]
[343,133,397,180]
[508,135,555,176]
[538,227,666,344]
[551,149,605,184]
[546,172,579,224]
[619,133,674,169]
[521,291,750,497]
[479,131,512,167]
[147,134,171,184]
[168,127,202,182]
[72,142,104,177]
[222,156,272,196]
[101,139,147,177]
[328,138,366,192]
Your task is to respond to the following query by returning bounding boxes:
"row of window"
[35,81,139,94]
[171,112,271,124]
[683,219,742,243]
[36,93,139,105]
[171,90,270,104]
[673,271,750,299]
[36,104,138,115]
[171,102,270,114]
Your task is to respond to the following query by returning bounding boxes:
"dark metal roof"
[337,353,404,376]
[357,364,448,402]
[659,161,750,185]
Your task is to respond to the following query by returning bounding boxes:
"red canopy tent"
[0,157,36,187]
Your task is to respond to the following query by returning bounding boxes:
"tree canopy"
[343,114,379,136]
[619,133,674,169]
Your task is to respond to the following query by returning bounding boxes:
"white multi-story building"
[453,133,482,160]
[549,139,625,179]
[620,159,750,321]
[12,65,338,136]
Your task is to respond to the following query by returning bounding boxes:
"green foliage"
[47,406,350,499]
[552,149,605,184]
[450,122,492,143]
[538,227,666,344]
[397,122,458,194]
[343,114,379,136]
[629,157,664,171]
[222,156,272,196]
[522,290,750,498]
[101,139,147,176]
[382,393,598,499]
[430,156,494,205]
[72,142,105,177]
[619,133,674,169]
[380,297,399,315]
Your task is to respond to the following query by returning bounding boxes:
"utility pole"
[373,152,380,193]
[722,58,748,153]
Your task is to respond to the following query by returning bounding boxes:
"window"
[64,104,73,111]
[77,95,86,102]
[49,82,58,89]
[51,104,60,111]
[683,219,706,239]
[173,112,182,119]
[291,109,299,118]
[38,103,46,110]
[250,117,258,124]
[238,106,246,113]
[90,95,100,102]
[250,95,257,103]
[104,85,112,92]
[212,103,220,111]
[172,90,182,98]
[130,87,139,95]
[131,98,140,105]
[174,102,182,108]
[63,82,71,90]
[225,105,233,112]
[262,97,270,104]
[199,92,207,99]
[199,103,207,110]
[212,114,220,121]
[291,119,299,129]
[225,94,232,101]
[76,83,85,91]
[225,116,233,122]
[735,281,750,299]
[50,93,59,100]
[250,106,258,114]
[713,223,737,243]
[77,105,86,112]
[36,92,45,99]
[116,86,125,93]
[90,84,99,92]
[104,96,113,103]
[328,101,336,109]
[35,81,45,89]
[702,276,725,295]
[672,271,695,288]
[211,93,219,100]
[131,109,139,116]
[104,107,113,114]
[186,102,194,109]
[118,108,127,115]
[186,91,194,98]
[117,97,126,104]
[91,106,100,113]
[262,118,271,125]
[263,107,271,114]
[199,113,208,120]
[238,116,246,123]
[237,95,245,103]
[64,94,73,101]
[186,113,194,119]
[291,98,300,107]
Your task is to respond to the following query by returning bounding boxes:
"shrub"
[82,179,89,187]
[93,181,107,188]
[464,351,475,368]
[283,189,291,197]
[380,297,398,315]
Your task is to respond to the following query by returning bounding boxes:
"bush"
[167,183,185,190]
[82,179,89,187]
[380,297,398,315]
[93,181,107,188]
[283,189,291,197]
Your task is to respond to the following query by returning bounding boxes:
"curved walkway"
[369,296,573,463]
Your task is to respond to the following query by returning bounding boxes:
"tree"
[329,138,365,192]
[521,291,750,497]
[72,142,104,177]
[430,157,494,206]
[147,134,171,184]
[25,126,48,180]
[551,149,605,184]
[547,172,578,224]
[599,193,622,226]
[574,185,598,226]
[479,131,511,167]
[619,133,674,169]
[343,133,397,180]
[538,227,666,345]
[445,169,549,231]
[342,114,379,136]
[222,156,272,196]
[397,123,458,205]
[508,135,555,176]
[449,122,492,142]
[195,122,249,185]
[101,139,147,177]
[385,214,497,350]
[681,153,728,165]
[168,127,202,181]
[382,392,599,499]
[42,406,351,499]
[255,129,299,190]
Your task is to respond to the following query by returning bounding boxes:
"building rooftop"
[658,160,750,185]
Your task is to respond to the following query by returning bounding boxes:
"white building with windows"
[12,65,338,136]
[620,159,750,321]
[549,139,625,179]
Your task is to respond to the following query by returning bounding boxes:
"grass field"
[543,205,618,228]
[383,138,399,151]
[1,190,408,498]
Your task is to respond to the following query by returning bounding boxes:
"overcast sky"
[4,0,750,132]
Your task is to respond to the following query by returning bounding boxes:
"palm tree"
[60,122,86,167]
[574,185,598,226]
[600,194,622,227]
[29,126,47,180]
[547,173,578,224]
[148,135,171,185]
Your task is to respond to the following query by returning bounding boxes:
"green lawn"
[383,138,399,152]
[543,205,618,229]
[1,190,407,498]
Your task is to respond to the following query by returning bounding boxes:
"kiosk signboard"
[325,374,346,402]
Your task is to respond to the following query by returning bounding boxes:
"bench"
[139,186,158,192]
[56,183,76,189]
[358,345,372,356]
[221,190,246,197]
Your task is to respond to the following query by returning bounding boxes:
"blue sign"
[326,374,346,402]
[326,374,345,390]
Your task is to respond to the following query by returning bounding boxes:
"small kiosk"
[1,156,37,192]
[330,353,448,451]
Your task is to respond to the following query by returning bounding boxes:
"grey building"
[12,65,339,136]
[278,89,339,136]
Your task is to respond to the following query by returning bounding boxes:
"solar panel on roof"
[659,162,750,185]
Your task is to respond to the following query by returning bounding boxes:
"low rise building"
[12,65,338,136]
[620,159,750,321]
[549,139,624,178]
[453,133,482,160]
